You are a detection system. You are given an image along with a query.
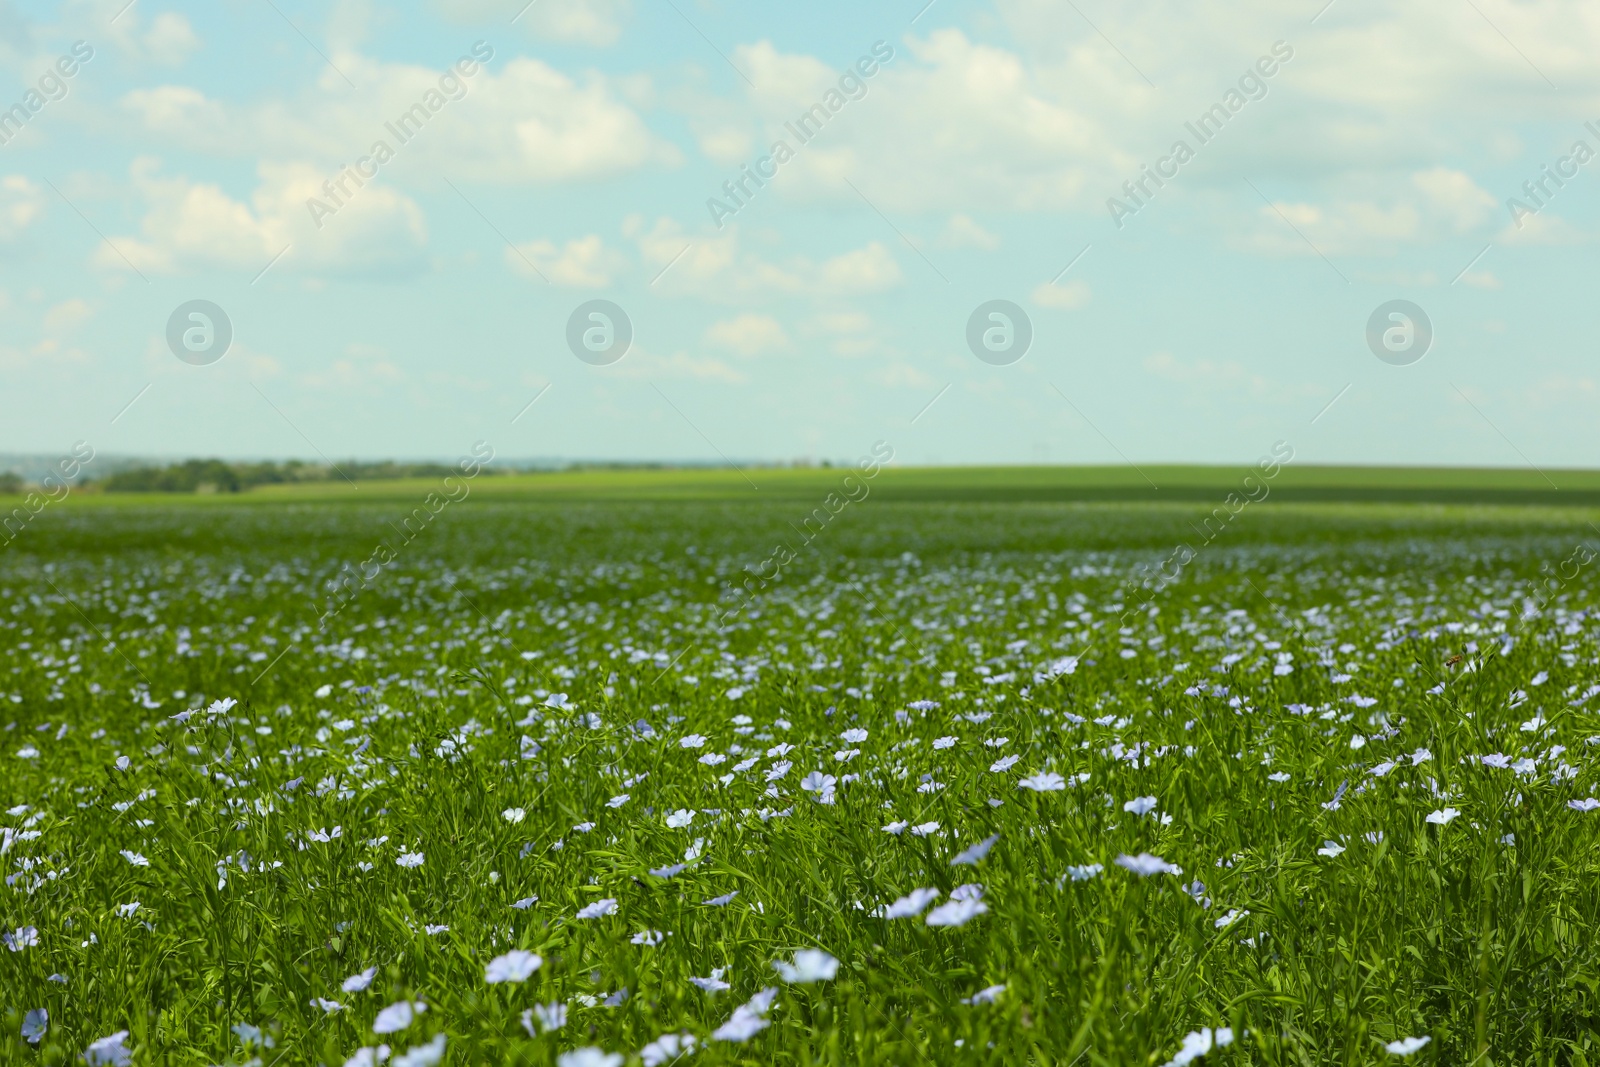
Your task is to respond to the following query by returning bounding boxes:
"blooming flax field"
[2,497,1599,1066]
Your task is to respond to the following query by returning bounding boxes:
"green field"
[2,468,1598,1065]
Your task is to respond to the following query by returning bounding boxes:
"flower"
[607,794,630,808]
[910,821,940,837]
[773,948,839,983]
[1425,808,1459,825]
[343,966,378,992]
[765,760,792,782]
[690,968,731,993]
[704,891,739,906]
[1115,853,1182,876]
[557,1049,623,1067]
[840,728,868,743]
[666,809,695,828]
[502,808,526,823]
[1123,796,1158,817]
[1569,798,1600,812]
[631,929,666,946]
[962,984,1005,1005]
[699,752,727,765]
[711,988,778,1043]
[1065,863,1104,882]
[576,898,619,919]
[485,949,542,984]
[1214,909,1249,929]
[4,925,39,951]
[372,1000,426,1034]
[882,820,909,835]
[524,1002,567,1034]
[83,1031,133,1066]
[115,903,140,919]
[396,852,424,869]
[312,997,345,1013]
[926,897,988,928]
[120,850,150,867]
[1385,1035,1431,1056]
[990,754,1020,773]
[21,1008,47,1045]
[1161,1027,1234,1067]
[951,833,999,866]
[640,1033,698,1067]
[1018,772,1066,792]
[874,887,940,918]
[1481,753,1511,769]
[392,1034,447,1067]
[800,771,836,793]
[513,896,538,909]
[680,734,707,749]
[344,1046,390,1067]
[933,735,957,750]
[1317,840,1346,857]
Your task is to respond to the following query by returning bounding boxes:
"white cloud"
[94,159,428,278]
[627,216,902,300]
[1031,279,1089,309]
[507,234,627,286]
[433,0,633,46]
[0,176,42,242]
[938,214,1000,250]
[120,49,670,184]
[706,313,789,355]
[143,12,199,66]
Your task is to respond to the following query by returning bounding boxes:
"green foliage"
[0,496,1597,1065]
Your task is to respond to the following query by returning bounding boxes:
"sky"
[1,0,1598,471]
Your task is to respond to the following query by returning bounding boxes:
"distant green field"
[8,463,1600,509]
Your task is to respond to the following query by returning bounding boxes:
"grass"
[1,473,1598,1065]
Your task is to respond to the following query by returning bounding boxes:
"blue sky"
[2,0,1598,469]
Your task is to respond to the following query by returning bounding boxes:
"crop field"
[2,483,1599,1065]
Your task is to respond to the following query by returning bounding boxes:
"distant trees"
[0,472,21,495]
[99,459,470,493]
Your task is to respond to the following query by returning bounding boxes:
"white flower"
[1161,1027,1234,1067]
[1213,909,1249,929]
[699,753,727,766]
[1568,798,1600,812]
[607,794,630,807]
[834,749,860,762]
[690,968,731,993]
[910,821,940,837]
[114,903,140,919]
[524,1002,567,1034]
[22,1008,47,1045]
[1123,796,1158,817]
[951,833,999,866]
[1317,840,1346,858]
[343,1046,390,1067]
[925,897,988,928]
[1268,772,1290,782]
[639,1033,698,1067]
[576,898,618,919]
[484,949,542,984]
[1115,853,1182,877]
[765,760,792,782]
[372,1000,426,1034]
[83,1031,133,1066]
[557,1049,623,1067]
[343,966,378,993]
[882,820,909,834]
[1385,1035,1431,1056]
[666,809,695,828]
[631,929,666,946]
[1425,808,1459,825]
[680,734,707,749]
[312,997,345,1013]
[502,808,526,824]
[4,925,39,950]
[875,887,940,918]
[961,984,1005,1005]
[932,735,957,750]
[840,728,868,743]
[544,693,571,709]
[120,850,150,867]
[990,754,1020,773]
[800,771,837,793]
[392,1035,447,1067]
[1018,772,1066,792]
[773,948,839,983]
[711,988,777,1043]
[1065,863,1103,882]
[396,852,424,868]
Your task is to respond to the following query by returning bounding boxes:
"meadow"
[2,470,1599,1065]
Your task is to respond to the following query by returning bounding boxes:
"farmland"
[2,472,1599,1065]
